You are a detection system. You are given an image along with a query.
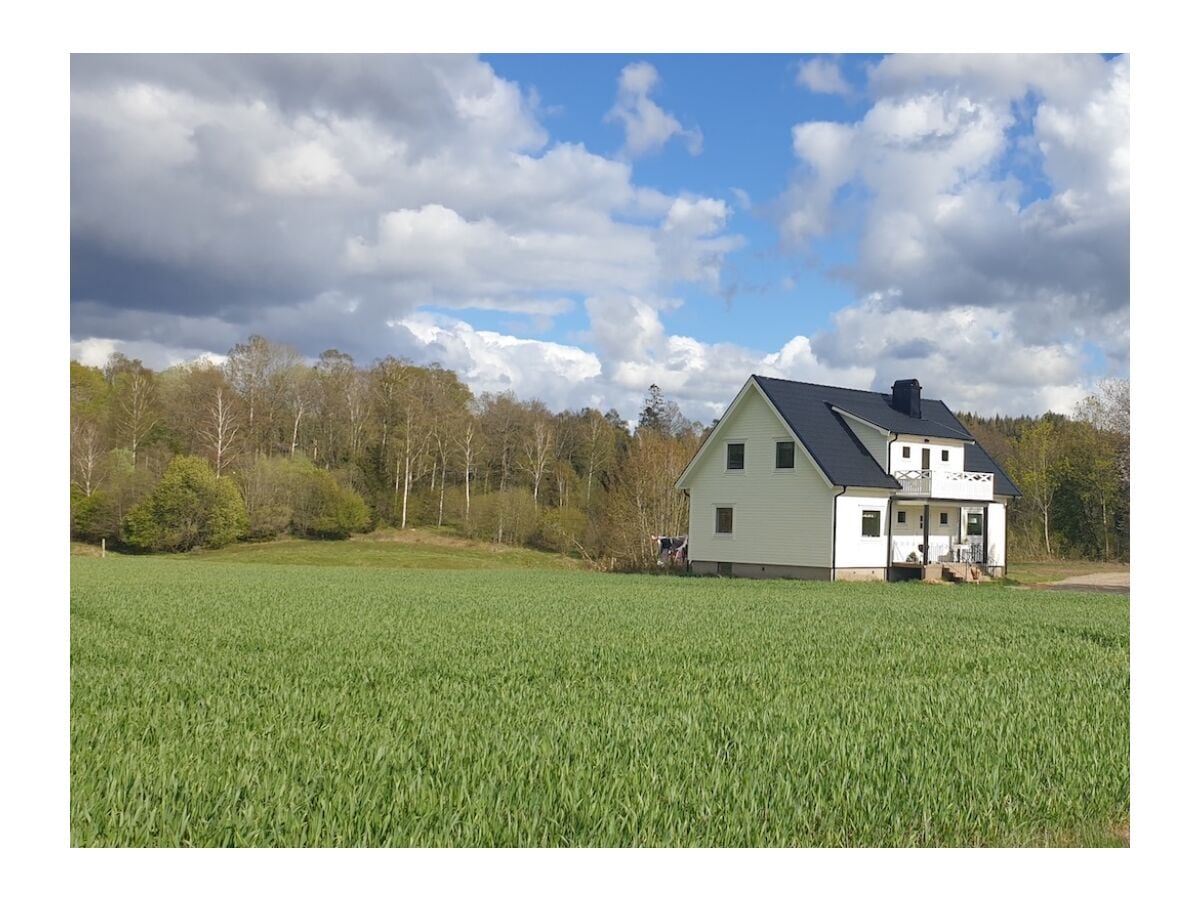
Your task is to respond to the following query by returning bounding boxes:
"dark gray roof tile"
[752,375,1021,496]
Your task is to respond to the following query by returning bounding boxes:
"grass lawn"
[73,529,582,571]
[71,554,1129,847]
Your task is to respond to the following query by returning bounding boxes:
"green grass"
[71,557,1129,847]
[73,530,581,571]
[189,531,581,571]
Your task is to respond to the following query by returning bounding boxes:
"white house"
[675,376,1020,581]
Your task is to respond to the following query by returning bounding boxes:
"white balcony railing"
[893,469,994,501]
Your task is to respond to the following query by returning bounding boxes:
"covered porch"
[889,500,989,568]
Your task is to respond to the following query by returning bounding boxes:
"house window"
[941,449,950,462]
[715,507,734,534]
[726,443,745,471]
[775,441,795,469]
[939,512,949,525]
[902,446,911,459]
[967,512,983,536]
[897,510,907,524]
[861,509,881,538]
[717,562,733,577]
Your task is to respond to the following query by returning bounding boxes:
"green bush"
[291,466,371,539]
[123,456,248,551]
[534,507,587,555]
[72,488,126,545]
[463,490,539,545]
[238,457,300,540]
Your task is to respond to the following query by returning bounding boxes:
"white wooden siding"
[889,436,966,474]
[988,501,1007,567]
[842,417,888,469]
[834,491,890,568]
[686,388,834,567]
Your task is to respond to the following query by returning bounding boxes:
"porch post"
[922,502,930,565]
[982,504,990,566]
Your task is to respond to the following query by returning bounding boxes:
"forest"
[69,335,1129,568]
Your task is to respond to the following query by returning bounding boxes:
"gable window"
[966,512,983,536]
[902,446,911,459]
[941,449,950,462]
[715,507,734,535]
[939,512,949,525]
[897,510,907,524]
[775,441,795,469]
[726,443,745,471]
[861,509,881,538]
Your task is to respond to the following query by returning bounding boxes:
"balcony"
[893,469,994,501]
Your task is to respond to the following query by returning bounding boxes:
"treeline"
[70,335,1130,565]
[70,336,700,568]
[958,379,1129,562]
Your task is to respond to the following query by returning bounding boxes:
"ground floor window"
[716,506,734,534]
[967,512,983,536]
[861,509,881,537]
[939,512,949,525]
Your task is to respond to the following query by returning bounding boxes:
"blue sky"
[477,54,867,350]
[70,54,1129,419]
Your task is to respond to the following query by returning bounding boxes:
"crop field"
[71,556,1129,847]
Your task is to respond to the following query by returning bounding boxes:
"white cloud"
[809,294,1095,414]
[606,62,703,158]
[656,197,744,289]
[391,313,604,410]
[779,53,1129,401]
[72,55,740,371]
[70,337,226,371]
[795,59,851,96]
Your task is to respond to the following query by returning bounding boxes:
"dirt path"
[1038,570,1130,594]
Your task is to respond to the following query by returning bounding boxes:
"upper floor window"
[941,449,950,462]
[775,441,795,469]
[902,446,911,459]
[726,443,745,471]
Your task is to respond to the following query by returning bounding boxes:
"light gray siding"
[842,416,889,469]
[684,386,834,568]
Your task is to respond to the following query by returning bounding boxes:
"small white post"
[101,538,106,559]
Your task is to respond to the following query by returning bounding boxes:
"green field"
[71,551,1129,847]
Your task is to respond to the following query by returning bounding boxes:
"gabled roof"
[751,375,1021,496]
[830,398,973,441]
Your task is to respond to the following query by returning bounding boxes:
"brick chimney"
[891,379,922,418]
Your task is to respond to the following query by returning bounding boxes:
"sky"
[69,53,1129,421]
